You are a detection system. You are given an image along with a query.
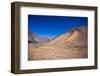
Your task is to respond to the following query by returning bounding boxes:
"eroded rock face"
[47,26,87,47]
[64,26,88,47]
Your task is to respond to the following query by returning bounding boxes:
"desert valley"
[28,26,88,60]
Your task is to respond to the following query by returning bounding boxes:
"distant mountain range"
[28,32,49,44]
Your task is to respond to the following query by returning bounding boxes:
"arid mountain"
[28,26,88,60]
[28,32,49,44]
[47,26,87,47]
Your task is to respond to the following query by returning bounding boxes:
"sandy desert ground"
[28,44,87,60]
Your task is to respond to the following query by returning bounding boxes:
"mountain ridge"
[28,26,87,45]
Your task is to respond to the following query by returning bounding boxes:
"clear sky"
[28,15,88,38]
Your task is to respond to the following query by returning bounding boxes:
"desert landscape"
[28,26,88,60]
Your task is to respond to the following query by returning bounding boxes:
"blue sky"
[28,15,88,38]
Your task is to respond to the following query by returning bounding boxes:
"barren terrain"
[28,26,88,60]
